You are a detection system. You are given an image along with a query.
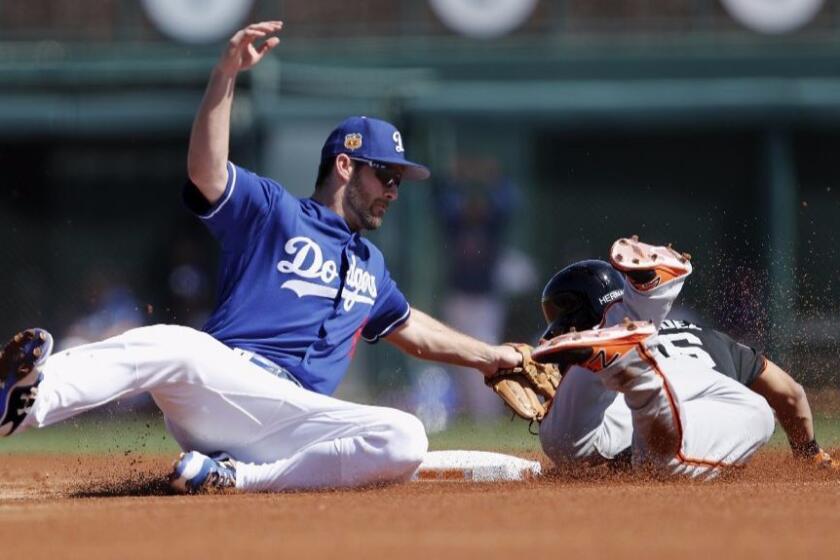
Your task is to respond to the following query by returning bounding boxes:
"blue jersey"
[183,162,411,395]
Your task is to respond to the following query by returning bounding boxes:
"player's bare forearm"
[750,360,814,446]
[386,308,520,376]
[187,21,283,204]
[187,69,236,203]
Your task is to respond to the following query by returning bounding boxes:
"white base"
[412,450,541,482]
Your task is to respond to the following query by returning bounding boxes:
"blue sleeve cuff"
[363,304,411,344]
[182,162,237,219]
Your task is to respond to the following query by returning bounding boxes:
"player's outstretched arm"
[385,307,521,376]
[751,360,839,467]
[749,360,816,453]
[187,21,283,204]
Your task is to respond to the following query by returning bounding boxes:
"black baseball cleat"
[0,328,54,437]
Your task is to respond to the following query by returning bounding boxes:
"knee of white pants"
[539,425,576,465]
[746,392,776,444]
[540,428,605,467]
[379,410,429,475]
[539,406,620,467]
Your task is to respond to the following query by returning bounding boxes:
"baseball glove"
[485,343,561,423]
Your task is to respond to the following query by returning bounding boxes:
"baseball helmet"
[540,260,625,339]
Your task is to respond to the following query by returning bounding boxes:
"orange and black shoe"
[790,440,840,471]
[532,319,656,373]
[610,235,692,292]
[811,449,840,471]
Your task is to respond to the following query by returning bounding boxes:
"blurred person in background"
[60,270,145,350]
[144,221,217,330]
[433,154,536,422]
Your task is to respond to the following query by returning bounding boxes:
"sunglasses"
[350,158,402,188]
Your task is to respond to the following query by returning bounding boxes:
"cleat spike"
[632,258,640,264]
[619,239,628,245]
[615,254,623,262]
[0,328,53,437]
[631,235,639,242]
[172,453,185,470]
[651,254,658,261]
[170,451,236,494]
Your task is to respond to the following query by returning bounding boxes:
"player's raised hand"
[217,21,283,75]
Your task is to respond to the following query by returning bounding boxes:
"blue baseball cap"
[320,116,431,181]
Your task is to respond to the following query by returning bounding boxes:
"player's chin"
[361,213,384,230]
[369,205,388,222]
[372,201,389,216]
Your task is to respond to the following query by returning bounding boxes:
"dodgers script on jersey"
[183,162,410,394]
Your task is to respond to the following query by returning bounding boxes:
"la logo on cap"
[344,133,363,151]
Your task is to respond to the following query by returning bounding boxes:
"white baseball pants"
[24,325,428,491]
[541,345,774,479]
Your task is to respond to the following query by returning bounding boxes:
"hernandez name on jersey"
[656,319,766,386]
[184,162,411,395]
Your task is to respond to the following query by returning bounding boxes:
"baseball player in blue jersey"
[0,21,523,493]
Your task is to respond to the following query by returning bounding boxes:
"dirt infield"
[1,450,838,559]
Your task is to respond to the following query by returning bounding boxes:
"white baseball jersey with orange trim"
[539,269,774,479]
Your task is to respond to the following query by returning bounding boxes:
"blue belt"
[234,348,303,388]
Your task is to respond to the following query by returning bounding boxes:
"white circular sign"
[720,0,824,34]
[141,0,255,44]
[429,0,539,39]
